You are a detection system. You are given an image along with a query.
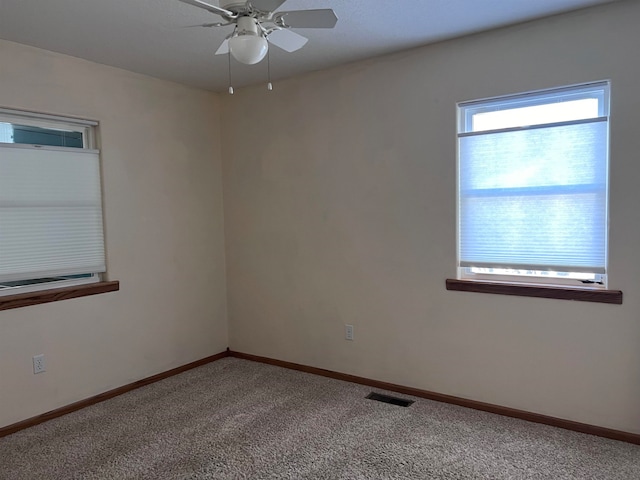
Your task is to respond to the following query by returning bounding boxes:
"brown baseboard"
[229,350,640,445]
[0,350,230,438]
[5,349,638,446]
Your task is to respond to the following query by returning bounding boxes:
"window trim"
[446,279,622,305]
[0,281,119,312]
[0,107,97,149]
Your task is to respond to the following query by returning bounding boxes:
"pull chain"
[228,50,234,95]
[267,48,273,91]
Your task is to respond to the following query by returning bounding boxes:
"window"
[456,82,610,288]
[0,108,106,297]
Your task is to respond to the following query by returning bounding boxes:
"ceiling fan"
[178,0,338,65]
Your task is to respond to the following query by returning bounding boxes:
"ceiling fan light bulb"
[229,35,268,65]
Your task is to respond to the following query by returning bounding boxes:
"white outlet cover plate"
[345,324,354,341]
[33,354,46,374]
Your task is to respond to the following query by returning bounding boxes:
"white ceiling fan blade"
[267,28,308,53]
[275,9,338,29]
[177,0,235,19]
[249,0,288,12]
[215,38,230,55]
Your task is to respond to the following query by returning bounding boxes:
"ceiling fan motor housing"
[221,2,252,14]
[235,15,260,35]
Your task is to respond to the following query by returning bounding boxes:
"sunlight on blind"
[459,120,607,272]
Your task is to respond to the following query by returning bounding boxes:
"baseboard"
[5,349,638,446]
[229,350,640,445]
[0,350,230,438]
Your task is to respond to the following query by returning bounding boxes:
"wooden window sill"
[446,279,622,304]
[0,281,120,312]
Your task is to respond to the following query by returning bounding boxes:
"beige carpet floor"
[1,357,639,479]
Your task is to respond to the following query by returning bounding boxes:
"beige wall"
[222,1,640,433]
[0,40,227,427]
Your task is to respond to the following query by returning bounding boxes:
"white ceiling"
[0,0,617,92]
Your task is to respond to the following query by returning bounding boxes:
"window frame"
[455,81,611,290]
[0,107,106,298]
[0,110,95,148]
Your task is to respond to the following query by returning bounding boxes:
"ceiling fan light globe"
[229,35,268,65]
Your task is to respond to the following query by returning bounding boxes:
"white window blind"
[0,144,106,282]
[457,82,609,277]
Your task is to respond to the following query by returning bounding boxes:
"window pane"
[0,122,84,148]
[0,123,12,142]
[469,267,598,281]
[472,98,600,132]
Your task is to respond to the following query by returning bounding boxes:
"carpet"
[1,357,639,479]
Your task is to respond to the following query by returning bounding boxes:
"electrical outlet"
[33,354,45,374]
[345,324,354,341]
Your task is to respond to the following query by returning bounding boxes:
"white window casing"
[0,108,105,295]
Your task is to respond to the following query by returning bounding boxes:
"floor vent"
[366,392,414,407]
